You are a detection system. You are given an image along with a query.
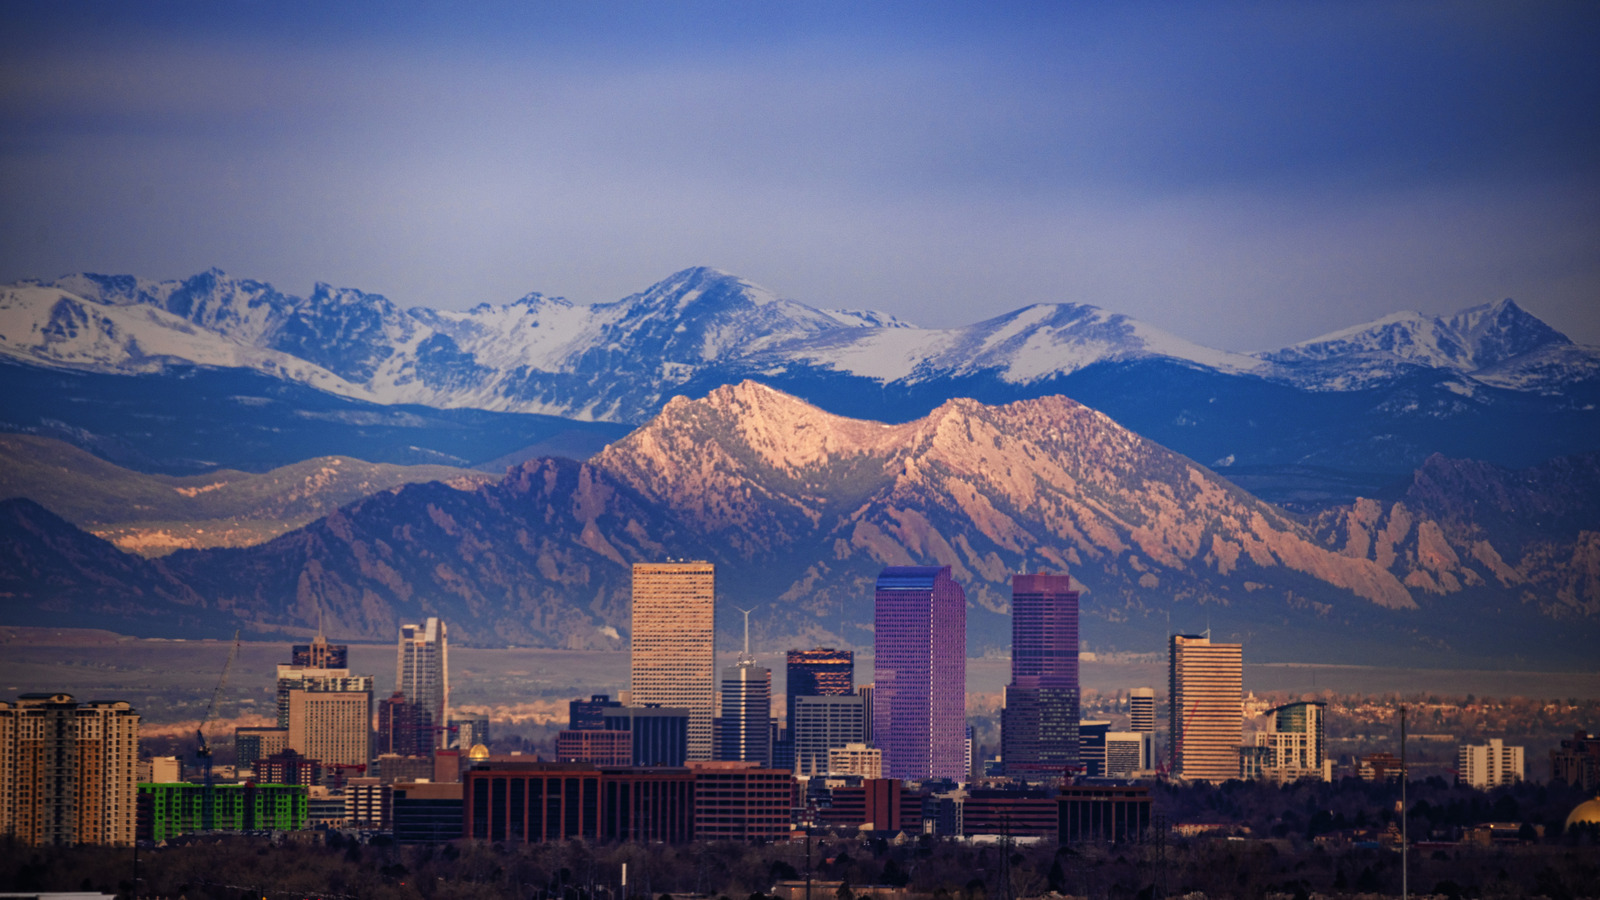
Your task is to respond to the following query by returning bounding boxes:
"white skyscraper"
[397,618,448,748]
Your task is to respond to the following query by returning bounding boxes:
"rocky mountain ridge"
[5,267,1591,418]
[2,383,1592,665]
[0,434,493,555]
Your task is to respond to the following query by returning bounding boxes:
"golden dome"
[468,743,491,760]
[1566,796,1600,830]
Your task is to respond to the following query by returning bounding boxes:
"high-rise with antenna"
[717,605,772,765]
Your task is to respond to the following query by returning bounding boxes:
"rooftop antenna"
[736,606,756,664]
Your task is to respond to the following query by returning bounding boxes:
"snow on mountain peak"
[1259,297,1575,389]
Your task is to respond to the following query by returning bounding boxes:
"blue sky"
[1,1,1596,349]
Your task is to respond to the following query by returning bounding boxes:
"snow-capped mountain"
[1258,299,1582,392]
[3,266,1596,478]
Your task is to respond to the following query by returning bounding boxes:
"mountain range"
[3,267,1596,490]
[2,383,1593,666]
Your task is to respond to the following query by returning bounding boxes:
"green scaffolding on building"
[137,782,309,841]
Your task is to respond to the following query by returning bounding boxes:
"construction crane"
[195,630,241,832]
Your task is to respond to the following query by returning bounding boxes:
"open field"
[6,627,1600,727]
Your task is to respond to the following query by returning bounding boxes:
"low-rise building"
[689,760,791,842]
[393,781,464,844]
[137,782,307,840]
[827,743,883,779]
[1058,784,1151,844]
[1551,730,1599,791]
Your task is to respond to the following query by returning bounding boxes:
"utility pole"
[1400,704,1408,900]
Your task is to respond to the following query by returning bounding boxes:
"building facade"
[1058,784,1152,843]
[1250,701,1331,783]
[873,566,967,780]
[377,691,434,758]
[602,706,690,767]
[793,695,866,776]
[1458,738,1525,788]
[828,743,883,778]
[1104,732,1153,777]
[688,761,793,842]
[718,661,772,766]
[785,648,855,733]
[1129,688,1155,734]
[397,618,449,749]
[1003,573,1082,777]
[1552,730,1600,791]
[0,694,139,847]
[287,686,372,769]
[462,762,697,844]
[235,725,288,769]
[393,781,465,844]
[1168,634,1243,783]
[556,729,633,766]
[630,562,716,760]
[137,782,306,841]
[569,694,623,731]
[820,778,921,833]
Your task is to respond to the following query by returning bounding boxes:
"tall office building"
[0,694,140,846]
[630,561,716,760]
[286,676,374,769]
[785,648,854,732]
[792,694,866,776]
[275,666,372,727]
[397,618,449,749]
[1168,634,1243,783]
[1001,573,1080,776]
[1129,688,1155,734]
[873,565,967,780]
[718,663,772,766]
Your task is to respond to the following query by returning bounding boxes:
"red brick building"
[819,778,922,834]
[689,761,793,841]
[556,729,632,766]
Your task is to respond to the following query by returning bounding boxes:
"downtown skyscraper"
[397,618,449,749]
[1169,633,1243,783]
[873,565,966,780]
[630,561,716,760]
[1001,572,1081,776]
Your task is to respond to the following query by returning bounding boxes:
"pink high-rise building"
[873,566,966,780]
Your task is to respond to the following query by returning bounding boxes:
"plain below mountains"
[0,433,494,555]
[1,383,1593,667]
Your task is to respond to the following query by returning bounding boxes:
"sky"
[1,1,1596,351]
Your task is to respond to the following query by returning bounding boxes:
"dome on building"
[1565,796,1600,830]
[467,743,491,761]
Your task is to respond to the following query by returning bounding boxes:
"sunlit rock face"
[5,381,1591,665]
